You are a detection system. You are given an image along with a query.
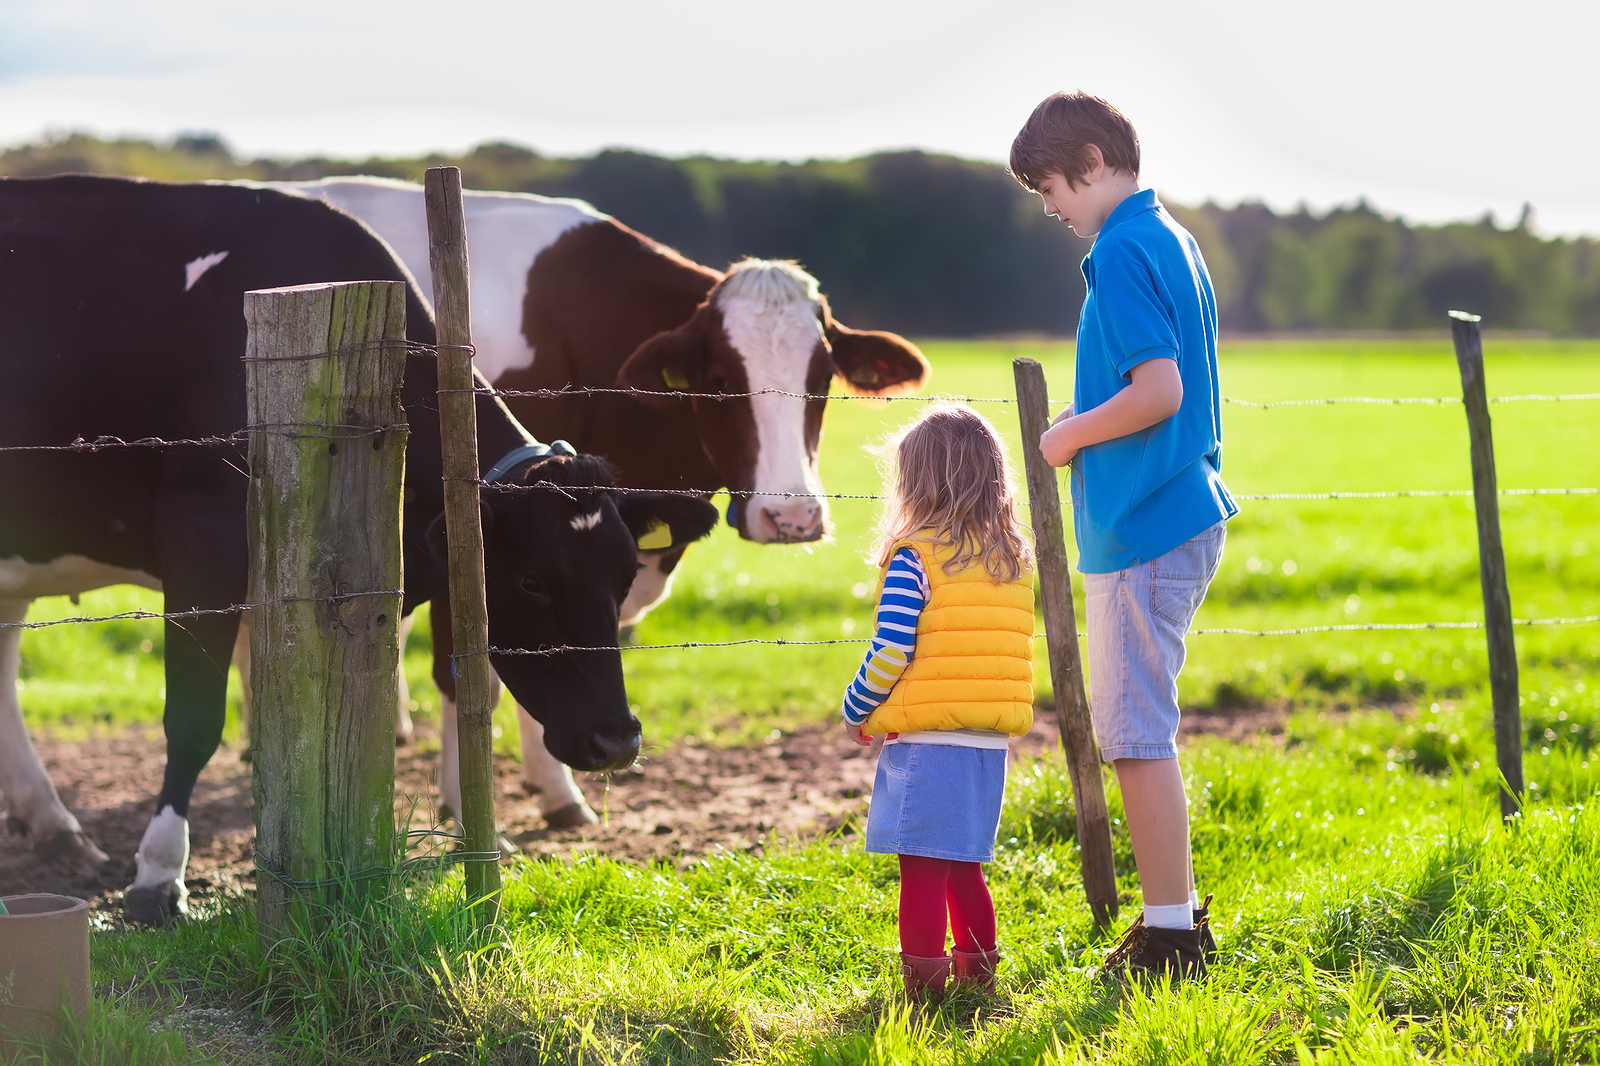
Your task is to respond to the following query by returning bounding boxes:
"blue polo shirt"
[1069,189,1236,573]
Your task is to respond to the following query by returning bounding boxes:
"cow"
[266,177,930,826]
[0,174,718,924]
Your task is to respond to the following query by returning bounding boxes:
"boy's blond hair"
[1009,91,1140,191]
[872,403,1032,582]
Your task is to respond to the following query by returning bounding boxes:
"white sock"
[1190,889,1201,910]
[1143,902,1193,930]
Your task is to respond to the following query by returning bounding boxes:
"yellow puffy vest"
[860,534,1036,737]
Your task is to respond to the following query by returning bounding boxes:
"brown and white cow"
[259,176,929,826]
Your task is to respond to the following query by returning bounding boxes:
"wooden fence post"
[246,280,408,941]
[1449,310,1523,821]
[424,166,502,923]
[1013,358,1119,925]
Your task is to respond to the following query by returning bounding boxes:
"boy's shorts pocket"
[1151,580,1206,628]
[1148,524,1226,628]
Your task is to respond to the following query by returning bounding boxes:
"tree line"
[6,133,1596,336]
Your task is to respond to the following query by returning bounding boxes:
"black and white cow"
[266,177,930,826]
[0,174,716,923]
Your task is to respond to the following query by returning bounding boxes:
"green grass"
[10,338,1600,1062]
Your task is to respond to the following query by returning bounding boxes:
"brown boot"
[900,952,952,1000]
[1194,894,1218,966]
[1101,917,1207,984]
[951,947,1000,991]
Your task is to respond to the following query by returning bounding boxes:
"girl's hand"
[843,719,871,747]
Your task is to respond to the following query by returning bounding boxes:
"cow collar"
[483,439,576,484]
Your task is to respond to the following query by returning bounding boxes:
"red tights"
[897,854,996,957]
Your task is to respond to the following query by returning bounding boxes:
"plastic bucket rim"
[0,894,90,919]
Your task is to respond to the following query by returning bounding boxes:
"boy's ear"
[822,300,930,395]
[615,303,712,407]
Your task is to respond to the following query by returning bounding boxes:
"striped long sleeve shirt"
[841,547,929,725]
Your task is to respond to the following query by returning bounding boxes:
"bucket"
[0,894,90,1046]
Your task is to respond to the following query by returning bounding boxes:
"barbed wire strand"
[446,383,1600,407]
[0,589,402,631]
[458,614,1600,659]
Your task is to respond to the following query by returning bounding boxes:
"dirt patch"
[0,705,1292,915]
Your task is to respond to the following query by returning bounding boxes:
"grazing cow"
[0,174,717,923]
[268,177,930,825]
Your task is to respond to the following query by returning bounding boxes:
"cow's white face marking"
[132,804,189,894]
[0,554,161,599]
[183,251,229,292]
[714,260,827,544]
[570,510,603,531]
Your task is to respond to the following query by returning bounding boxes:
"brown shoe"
[1101,917,1207,983]
[1194,894,1218,966]
[900,952,952,1000]
[951,947,1000,991]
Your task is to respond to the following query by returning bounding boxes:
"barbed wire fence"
[5,360,1596,648]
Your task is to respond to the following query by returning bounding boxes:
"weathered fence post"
[1449,310,1523,821]
[424,166,502,924]
[1013,358,1119,925]
[246,281,408,942]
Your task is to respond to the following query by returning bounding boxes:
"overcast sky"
[3,0,1596,235]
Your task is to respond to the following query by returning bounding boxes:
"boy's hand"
[843,719,870,747]
[1039,417,1080,467]
[1050,402,1075,426]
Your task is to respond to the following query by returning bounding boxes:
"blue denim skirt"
[863,743,1008,863]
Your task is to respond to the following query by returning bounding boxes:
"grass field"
[8,337,1600,1064]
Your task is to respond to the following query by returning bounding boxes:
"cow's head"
[429,454,718,771]
[615,259,929,544]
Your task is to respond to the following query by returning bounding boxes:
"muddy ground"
[0,706,1290,916]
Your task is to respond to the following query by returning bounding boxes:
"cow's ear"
[615,304,710,407]
[615,492,719,552]
[424,503,496,560]
[824,304,929,396]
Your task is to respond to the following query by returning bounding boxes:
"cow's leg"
[515,711,597,827]
[232,616,254,760]
[125,604,237,925]
[0,598,109,867]
[437,693,462,821]
[395,613,414,744]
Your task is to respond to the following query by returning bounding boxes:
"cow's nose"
[586,728,641,771]
[759,500,824,543]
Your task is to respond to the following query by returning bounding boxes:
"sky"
[2,0,1597,235]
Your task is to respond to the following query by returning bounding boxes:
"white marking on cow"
[620,551,679,625]
[131,805,189,900]
[570,510,603,531]
[714,260,828,543]
[183,250,229,291]
[0,554,161,599]
[259,177,605,382]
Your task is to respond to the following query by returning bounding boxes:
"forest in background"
[5,132,1597,337]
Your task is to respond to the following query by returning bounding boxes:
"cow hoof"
[123,882,188,927]
[543,803,599,829]
[32,825,111,869]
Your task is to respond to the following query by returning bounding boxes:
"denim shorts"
[863,743,1008,863]
[1084,522,1226,762]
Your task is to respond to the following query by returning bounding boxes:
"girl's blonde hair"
[872,403,1033,581]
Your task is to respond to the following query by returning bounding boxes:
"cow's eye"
[518,575,552,605]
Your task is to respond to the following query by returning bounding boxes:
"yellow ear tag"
[661,368,691,391]
[637,519,673,551]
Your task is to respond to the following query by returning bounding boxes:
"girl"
[842,403,1035,999]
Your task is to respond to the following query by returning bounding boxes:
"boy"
[1011,92,1237,980]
